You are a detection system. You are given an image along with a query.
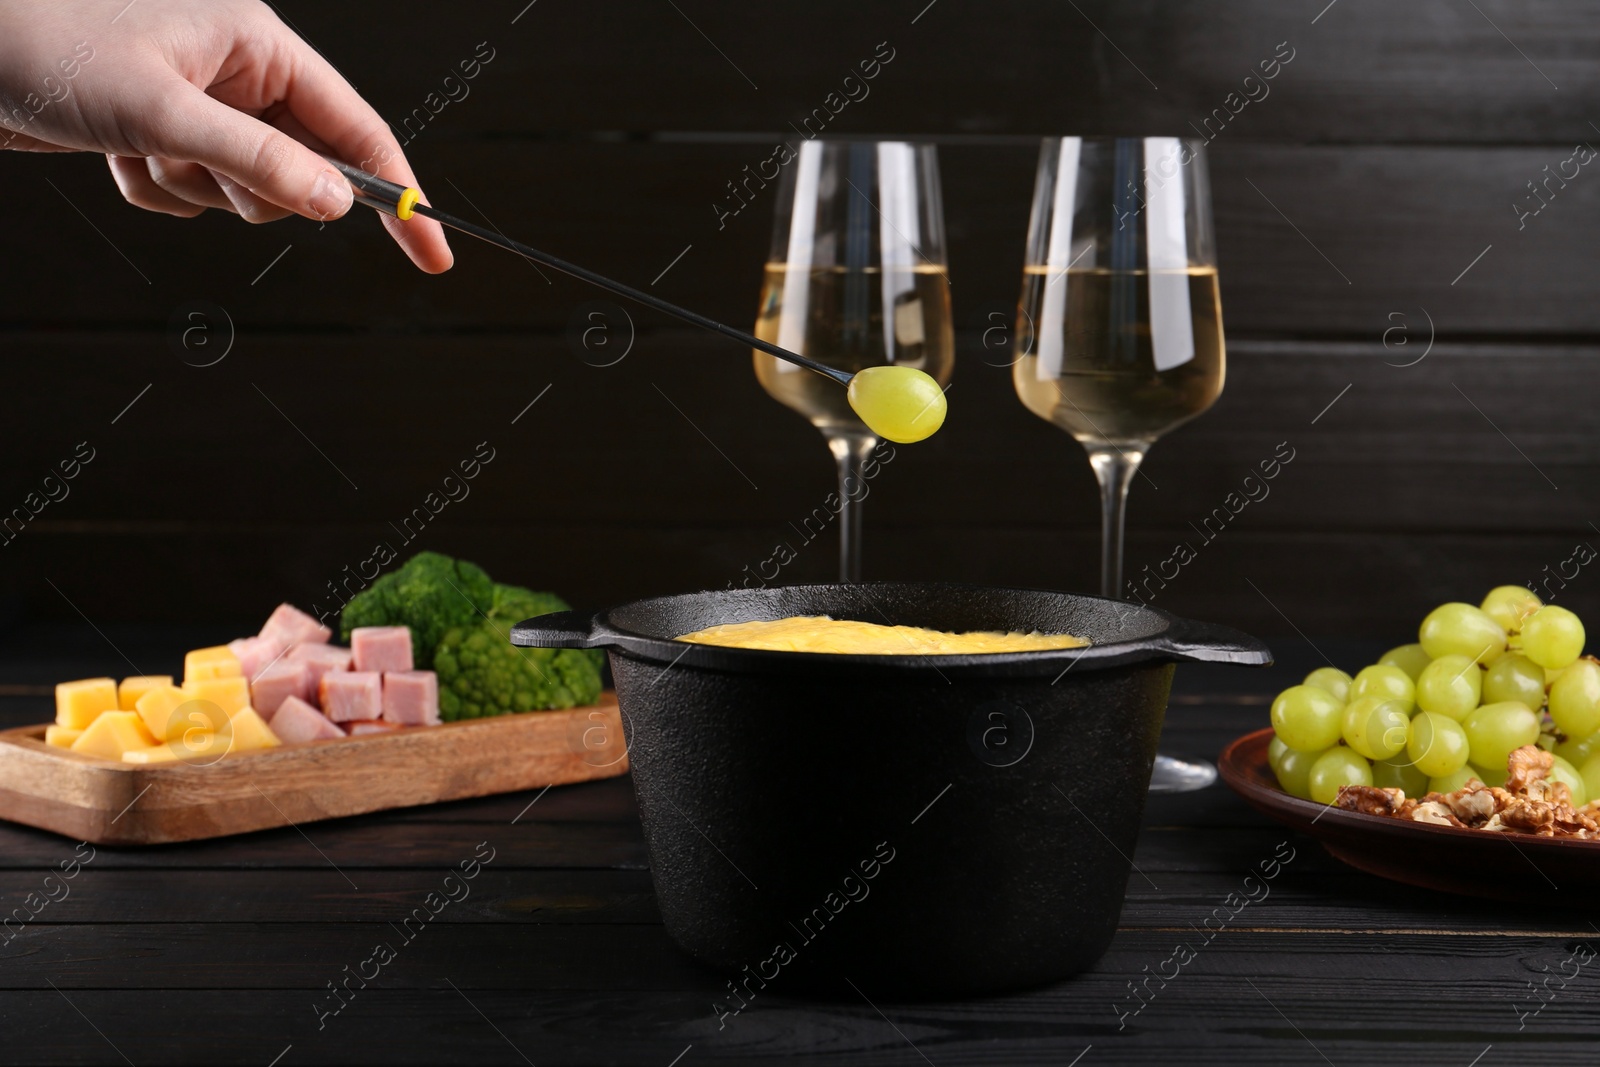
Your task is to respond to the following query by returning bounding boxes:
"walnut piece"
[1554,805,1600,837]
[1335,785,1407,817]
[1409,800,1466,827]
[1498,796,1557,834]
[1310,743,1599,840]
[1525,777,1572,806]
[1441,787,1498,825]
[1505,745,1554,793]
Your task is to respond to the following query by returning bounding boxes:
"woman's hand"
[0,0,452,272]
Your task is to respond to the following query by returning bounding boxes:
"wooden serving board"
[0,694,627,845]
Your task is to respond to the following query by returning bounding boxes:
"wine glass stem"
[826,430,878,584]
[1085,444,1149,600]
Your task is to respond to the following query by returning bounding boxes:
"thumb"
[147,79,352,222]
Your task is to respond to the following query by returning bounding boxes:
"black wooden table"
[3,630,1597,1065]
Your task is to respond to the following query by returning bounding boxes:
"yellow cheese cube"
[183,646,241,683]
[181,676,250,717]
[44,725,83,749]
[134,685,186,740]
[122,732,227,763]
[136,684,228,741]
[55,678,118,729]
[117,675,173,711]
[227,707,280,754]
[69,712,158,760]
[121,744,182,764]
[173,731,230,763]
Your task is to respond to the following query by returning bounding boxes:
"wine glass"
[1014,136,1226,793]
[754,140,955,582]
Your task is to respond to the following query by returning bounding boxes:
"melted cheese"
[675,615,1088,655]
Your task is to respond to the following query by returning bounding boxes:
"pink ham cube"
[345,720,402,736]
[268,696,344,743]
[382,671,440,726]
[251,660,310,716]
[260,603,332,649]
[287,643,353,705]
[350,626,413,674]
[320,671,382,722]
[227,635,287,681]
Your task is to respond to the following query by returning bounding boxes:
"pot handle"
[1158,616,1273,666]
[510,610,604,649]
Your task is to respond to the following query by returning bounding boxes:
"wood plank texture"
[0,814,649,870]
[0,862,1587,934]
[2,938,1597,1065]
[0,658,1591,1064]
[0,700,626,844]
[271,1,1600,142]
[8,922,1598,993]
[6,9,1596,639]
[7,142,1600,335]
[1,333,1595,634]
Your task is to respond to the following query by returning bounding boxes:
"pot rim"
[510,581,1272,679]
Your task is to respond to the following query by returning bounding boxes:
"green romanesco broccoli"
[434,602,604,720]
[487,582,571,625]
[339,551,494,670]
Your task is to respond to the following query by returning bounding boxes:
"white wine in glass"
[1014,265,1224,441]
[1015,136,1226,793]
[755,141,954,582]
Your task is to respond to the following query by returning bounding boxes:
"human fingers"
[136,73,354,223]
[121,156,289,221]
[270,49,454,273]
[145,157,236,211]
[209,168,294,223]
[106,153,205,217]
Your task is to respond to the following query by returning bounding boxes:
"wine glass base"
[1148,753,1217,793]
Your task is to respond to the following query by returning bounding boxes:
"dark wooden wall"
[4,0,1600,641]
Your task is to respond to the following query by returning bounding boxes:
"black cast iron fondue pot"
[512,582,1271,998]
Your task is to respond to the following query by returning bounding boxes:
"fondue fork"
[325,159,852,386]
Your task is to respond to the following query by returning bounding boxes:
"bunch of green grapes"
[1266,586,1600,806]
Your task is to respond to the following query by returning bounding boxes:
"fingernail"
[309,169,352,220]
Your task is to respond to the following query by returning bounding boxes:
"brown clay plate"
[1218,728,1600,904]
